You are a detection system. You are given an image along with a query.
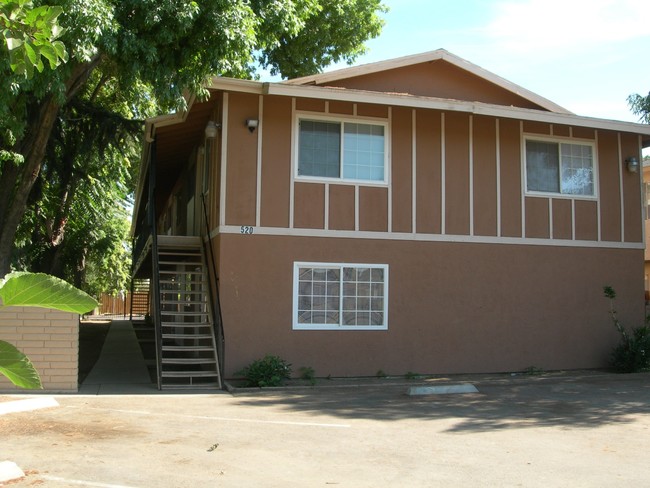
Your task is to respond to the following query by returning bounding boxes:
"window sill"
[293,325,388,331]
[525,191,598,201]
[295,175,389,187]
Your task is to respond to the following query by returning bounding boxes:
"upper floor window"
[297,115,387,183]
[525,137,596,197]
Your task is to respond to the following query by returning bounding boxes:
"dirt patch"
[0,414,140,440]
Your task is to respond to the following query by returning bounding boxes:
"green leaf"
[0,272,99,314]
[0,340,42,389]
[23,39,36,64]
[39,43,58,68]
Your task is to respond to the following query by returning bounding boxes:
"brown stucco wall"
[0,305,79,392]
[415,109,442,234]
[217,93,642,247]
[473,115,498,236]
[325,61,547,110]
[225,92,258,226]
[217,234,642,378]
[260,96,292,227]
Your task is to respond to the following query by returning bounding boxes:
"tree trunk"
[0,96,61,275]
[0,57,102,276]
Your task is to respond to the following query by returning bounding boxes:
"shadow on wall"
[230,373,650,432]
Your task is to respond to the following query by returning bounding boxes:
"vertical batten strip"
[441,112,446,235]
[469,115,474,236]
[549,199,553,239]
[572,199,576,240]
[388,107,393,233]
[324,183,329,230]
[290,98,296,229]
[639,134,645,246]
[496,119,501,237]
[353,103,357,116]
[412,109,417,234]
[255,95,263,227]
[355,185,360,231]
[520,121,526,238]
[219,93,229,228]
[595,130,601,241]
[325,101,329,113]
[617,133,625,242]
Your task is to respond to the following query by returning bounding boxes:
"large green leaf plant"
[0,272,98,388]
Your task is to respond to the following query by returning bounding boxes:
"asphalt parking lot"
[1,371,649,487]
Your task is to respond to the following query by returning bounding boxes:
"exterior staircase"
[154,235,221,389]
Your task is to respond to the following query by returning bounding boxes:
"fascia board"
[284,49,448,85]
[264,83,650,136]
[208,77,265,94]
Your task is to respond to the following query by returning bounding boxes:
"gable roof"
[284,49,572,115]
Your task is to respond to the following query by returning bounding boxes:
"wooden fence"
[91,291,150,318]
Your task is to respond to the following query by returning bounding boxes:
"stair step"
[161,322,212,328]
[159,279,207,284]
[162,358,217,364]
[162,334,213,340]
[160,289,205,294]
[163,345,215,352]
[161,371,220,378]
[160,311,208,316]
[160,383,220,390]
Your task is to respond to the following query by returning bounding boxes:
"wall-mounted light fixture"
[205,121,218,139]
[246,119,259,133]
[625,156,639,173]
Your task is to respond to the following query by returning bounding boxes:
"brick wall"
[0,303,79,392]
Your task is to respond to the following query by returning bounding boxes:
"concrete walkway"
[79,320,155,394]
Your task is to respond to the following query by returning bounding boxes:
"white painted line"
[0,397,59,416]
[41,475,139,488]
[67,406,350,428]
[407,384,478,396]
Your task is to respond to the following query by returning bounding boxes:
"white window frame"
[292,262,389,331]
[294,111,390,186]
[523,134,598,200]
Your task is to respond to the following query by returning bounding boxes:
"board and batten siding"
[216,92,643,250]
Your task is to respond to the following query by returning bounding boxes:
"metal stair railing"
[147,139,163,390]
[200,192,225,385]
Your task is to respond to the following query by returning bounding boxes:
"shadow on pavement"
[229,372,650,432]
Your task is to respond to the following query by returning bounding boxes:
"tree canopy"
[0,0,386,290]
[628,92,650,124]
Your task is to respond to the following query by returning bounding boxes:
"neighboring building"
[130,49,650,389]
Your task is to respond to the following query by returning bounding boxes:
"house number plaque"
[240,226,254,234]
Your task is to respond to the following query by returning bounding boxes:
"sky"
[317,0,650,124]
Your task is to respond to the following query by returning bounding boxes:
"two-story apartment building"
[131,50,650,389]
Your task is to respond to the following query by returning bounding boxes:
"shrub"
[237,355,292,387]
[604,286,650,373]
[611,325,650,373]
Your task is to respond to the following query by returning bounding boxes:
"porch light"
[625,156,639,173]
[205,121,218,139]
[246,118,259,133]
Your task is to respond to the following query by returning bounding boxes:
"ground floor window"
[293,262,388,330]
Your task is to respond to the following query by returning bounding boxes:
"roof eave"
[264,82,650,136]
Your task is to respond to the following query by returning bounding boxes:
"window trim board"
[522,133,599,201]
[293,111,390,186]
[292,261,389,331]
